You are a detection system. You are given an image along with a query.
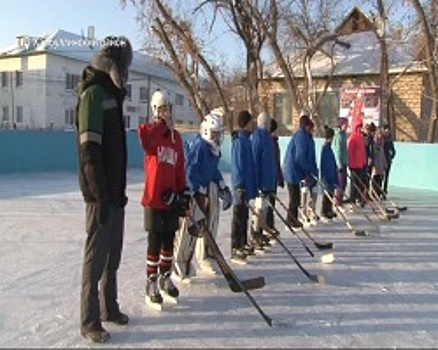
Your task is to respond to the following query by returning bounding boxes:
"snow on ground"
[1,170,438,348]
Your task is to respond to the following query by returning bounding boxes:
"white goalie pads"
[251,195,268,232]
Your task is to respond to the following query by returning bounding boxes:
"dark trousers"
[383,161,392,194]
[321,190,334,216]
[350,169,366,204]
[81,205,125,333]
[144,207,179,276]
[286,183,300,225]
[265,194,276,229]
[335,166,347,205]
[231,203,249,250]
[372,174,384,198]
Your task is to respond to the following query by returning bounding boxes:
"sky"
[0,0,245,69]
[1,169,438,348]
[0,1,144,50]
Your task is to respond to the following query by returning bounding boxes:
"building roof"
[0,29,174,81]
[266,30,426,79]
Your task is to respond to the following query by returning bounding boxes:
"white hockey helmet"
[151,90,171,118]
[200,111,224,152]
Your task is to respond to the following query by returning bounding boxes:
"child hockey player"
[283,114,318,228]
[370,128,387,199]
[265,119,284,236]
[320,126,338,220]
[250,112,277,250]
[173,109,232,280]
[347,119,367,207]
[231,110,257,264]
[332,117,349,207]
[138,90,191,310]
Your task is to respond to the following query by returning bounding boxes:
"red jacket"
[347,121,366,170]
[138,121,186,210]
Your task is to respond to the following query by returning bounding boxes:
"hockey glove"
[218,186,232,211]
[260,190,274,201]
[162,189,178,207]
[177,188,192,217]
[235,187,246,205]
[188,219,207,238]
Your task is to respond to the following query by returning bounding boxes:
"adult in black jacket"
[76,36,132,344]
[382,124,396,196]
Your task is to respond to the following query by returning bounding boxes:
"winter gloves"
[218,186,232,211]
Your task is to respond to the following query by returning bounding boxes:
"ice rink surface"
[1,170,437,348]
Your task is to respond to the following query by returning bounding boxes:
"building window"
[273,92,292,126]
[65,73,79,91]
[124,115,130,129]
[16,106,23,123]
[175,93,183,106]
[125,84,132,100]
[64,108,76,126]
[315,91,340,126]
[1,72,8,87]
[2,106,9,122]
[139,86,148,102]
[15,71,23,87]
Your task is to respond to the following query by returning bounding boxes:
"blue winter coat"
[320,141,338,192]
[283,128,318,186]
[231,130,257,203]
[251,127,276,193]
[185,134,224,193]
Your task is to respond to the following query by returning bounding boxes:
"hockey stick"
[347,172,391,222]
[364,174,401,216]
[341,190,380,230]
[350,171,399,221]
[272,193,334,250]
[188,216,265,293]
[369,176,407,211]
[247,203,326,283]
[200,224,273,327]
[311,175,368,237]
[259,198,315,257]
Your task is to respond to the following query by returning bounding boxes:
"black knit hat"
[324,125,335,139]
[269,119,278,133]
[237,110,252,128]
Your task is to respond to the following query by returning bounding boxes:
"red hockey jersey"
[138,121,186,210]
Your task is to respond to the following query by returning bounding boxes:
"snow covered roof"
[266,30,426,79]
[0,29,174,80]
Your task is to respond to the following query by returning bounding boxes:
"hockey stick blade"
[387,212,400,219]
[354,230,368,237]
[229,276,266,293]
[397,206,408,211]
[314,242,334,250]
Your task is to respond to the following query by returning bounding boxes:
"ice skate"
[159,271,179,304]
[231,248,247,265]
[243,244,255,256]
[173,260,194,284]
[81,328,110,343]
[250,236,265,254]
[145,273,163,311]
[197,257,218,275]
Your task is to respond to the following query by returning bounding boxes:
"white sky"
[1,170,437,348]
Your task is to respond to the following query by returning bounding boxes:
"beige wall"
[263,71,426,141]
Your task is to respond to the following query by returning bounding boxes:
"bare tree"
[407,0,438,142]
[122,0,235,130]
[279,0,349,132]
